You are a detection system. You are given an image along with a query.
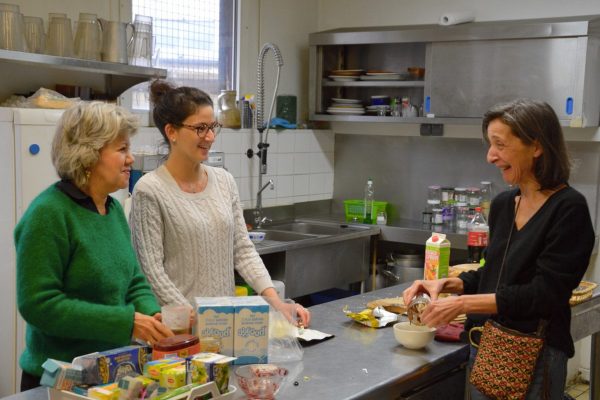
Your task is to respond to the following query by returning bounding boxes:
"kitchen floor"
[565,382,590,400]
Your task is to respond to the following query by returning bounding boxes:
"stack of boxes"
[195,296,269,365]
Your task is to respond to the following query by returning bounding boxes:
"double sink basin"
[251,219,377,252]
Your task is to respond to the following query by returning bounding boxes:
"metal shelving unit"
[0,49,167,100]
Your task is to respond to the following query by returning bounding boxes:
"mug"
[46,13,73,57]
[0,3,25,51]
[23,16,44,53]
[74,12,102,60]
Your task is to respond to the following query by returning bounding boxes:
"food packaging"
[424,233,450,280]
[152,334,200,360]
[72,345,151,385]
[195,297,234,357]
[232,296,269,365]
[40,359,84,390]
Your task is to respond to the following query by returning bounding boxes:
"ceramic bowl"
[393,321,436,349]
[235,364,288,399]
[248,231,266,243]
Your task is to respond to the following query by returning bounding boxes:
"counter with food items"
[6,283,599,400]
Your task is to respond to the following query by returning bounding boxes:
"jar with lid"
[467,187,481,207]
[454,187,467,203]
[216,90,241,128]
[441,187,454,204]
[427,185,441,202]
[431,208,444,225]
[152,334,200,360]
[455,202,470,232]
[426,199,441,212]
[480,181,492,218]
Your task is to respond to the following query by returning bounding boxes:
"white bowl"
[393,321,436,349]
[248,231,266,243]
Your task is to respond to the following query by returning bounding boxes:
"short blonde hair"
[51,102,139,188]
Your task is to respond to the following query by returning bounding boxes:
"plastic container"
[344,199,388,224]
[480,181,492,218]
[152,334,200,360]
[427,185,441,202]
[454,187,467,203]
[467,187,481,207]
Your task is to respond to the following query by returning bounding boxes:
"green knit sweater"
[15,185,160,377]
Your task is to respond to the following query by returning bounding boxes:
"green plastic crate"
[344,200,388,224]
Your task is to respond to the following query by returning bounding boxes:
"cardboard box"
[73,345,151,385]
[195,297,234,357]
[41,359,84,390]
[232,296,269,365]
[424,233,450,280]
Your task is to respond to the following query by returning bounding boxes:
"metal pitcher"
[98,18,133,64]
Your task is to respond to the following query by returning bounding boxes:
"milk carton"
[424,232,450,280]
[195,297,234,357]
[232,296,269,365]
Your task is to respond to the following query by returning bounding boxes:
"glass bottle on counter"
[467,207,489,264]
[363,178,375,224]
[480,181,492,218]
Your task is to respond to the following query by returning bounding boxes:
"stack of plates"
[327,98,365,115]
[360,71,406,81]
[328,69,363,82]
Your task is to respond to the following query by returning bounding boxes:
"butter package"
[88,383,120,400]
[159,364,187,389]
[195,297,234,357]
[143,358,183,381]
[187,353,235,394]
[41,359,84,390]
[73,345,152,385]
[232,296,269,365]
[424,233,450,280]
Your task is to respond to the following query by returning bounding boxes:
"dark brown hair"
[482,99,570,190]
[149,80,213,146]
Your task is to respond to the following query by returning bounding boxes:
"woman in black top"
[403,99,595,399]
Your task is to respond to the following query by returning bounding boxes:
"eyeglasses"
[179,121,222,138]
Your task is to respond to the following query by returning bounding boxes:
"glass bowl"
[235,364,289,399]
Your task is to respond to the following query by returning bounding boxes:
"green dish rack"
[343,200,388,224]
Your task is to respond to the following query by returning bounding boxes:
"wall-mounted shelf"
[0,49,167,101]
[323,80,425,88]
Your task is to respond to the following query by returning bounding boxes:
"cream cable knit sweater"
[130,164,273,306]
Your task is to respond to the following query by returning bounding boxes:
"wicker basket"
[569,281,598,306]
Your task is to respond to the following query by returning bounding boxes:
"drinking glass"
[23,16,44,53]
[74,13,101,60]
[46,13,73,57]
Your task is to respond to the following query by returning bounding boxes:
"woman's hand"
[133,312,174,345]
[420,295,464,328]
[261,288,311,328]
[402,279,447,305]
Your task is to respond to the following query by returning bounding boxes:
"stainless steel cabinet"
[309,16,600,127]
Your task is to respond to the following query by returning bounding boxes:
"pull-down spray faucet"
[249,43,283,227]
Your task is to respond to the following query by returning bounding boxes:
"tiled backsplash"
[132,128,335,209]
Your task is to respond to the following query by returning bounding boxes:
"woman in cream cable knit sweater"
[130,80,310,327]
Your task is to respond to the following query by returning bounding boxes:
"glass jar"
[422,211,432,224]
[441,187,454,204]
[427,185,441,202]
[376,211,387,225]
[455,202,469,231]
[467,187,481,207]
[431,208,444,225]
[426,199,441,212]
[454,187,467,203]
[216,90,241,128]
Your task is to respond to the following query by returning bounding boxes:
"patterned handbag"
[468,197,546,399]
[469,320,544,399]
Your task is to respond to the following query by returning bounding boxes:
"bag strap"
[494,195,547,337]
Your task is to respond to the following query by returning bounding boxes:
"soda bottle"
[467,206,488,264]
[363,178,375,224]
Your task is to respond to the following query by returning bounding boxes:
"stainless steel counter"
[7,287,600,400]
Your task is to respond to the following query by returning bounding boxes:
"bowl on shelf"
[248,231,266,243]
[235,364,289,399]
[393,321,436,349]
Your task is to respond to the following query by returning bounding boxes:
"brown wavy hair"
[482,99,570,190]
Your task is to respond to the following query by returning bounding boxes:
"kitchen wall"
[132,128,334,209]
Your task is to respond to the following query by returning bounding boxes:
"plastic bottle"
[480,181,492,218]
[467,206,489,264]
[363,178,375,224]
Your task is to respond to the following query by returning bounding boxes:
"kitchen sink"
[259,230,319,242]
[265,220,365,236]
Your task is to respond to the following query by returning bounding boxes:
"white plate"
[366,71,401,75]
[331,98,362,104]
[327,109,365,115]
[360,74,402,81]
[366,105,390,110]
[329,103,363,109]
[328,75,359,82]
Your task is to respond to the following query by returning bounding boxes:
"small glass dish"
[248,231,266,243]
[235,364,289,399]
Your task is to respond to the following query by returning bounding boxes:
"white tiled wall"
[132,128,335,209]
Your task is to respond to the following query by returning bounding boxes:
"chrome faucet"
[254,179,274,228]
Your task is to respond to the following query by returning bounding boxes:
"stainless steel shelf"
[323,80,425,88]
[311,113,481,124]
[0,49,167,99]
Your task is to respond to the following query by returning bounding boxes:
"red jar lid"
[153,334,199,352]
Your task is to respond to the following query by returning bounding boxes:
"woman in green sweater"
[14,102,173,391]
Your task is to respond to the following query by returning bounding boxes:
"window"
[130,0,236,108]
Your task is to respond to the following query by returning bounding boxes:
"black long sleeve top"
[460,186,595,357]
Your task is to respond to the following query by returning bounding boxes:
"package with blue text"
[232,296,269,364]
[195,297,234,357]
